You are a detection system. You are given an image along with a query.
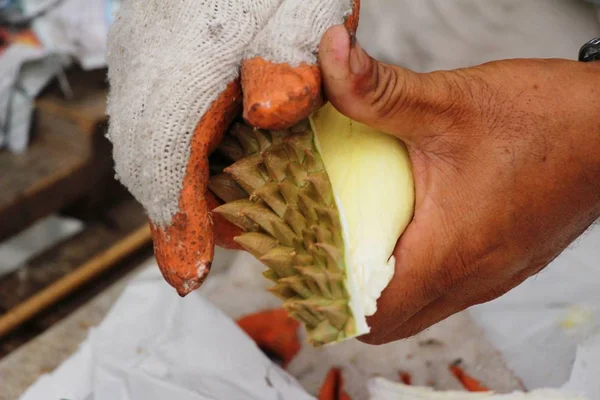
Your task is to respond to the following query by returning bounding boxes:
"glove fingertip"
[344,0,361,34]
[241,57,323,130]
[151,218,213,297]
[151,81,242,296]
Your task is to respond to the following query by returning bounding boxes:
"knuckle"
[365,62,408,121]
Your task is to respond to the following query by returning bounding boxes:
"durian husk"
[210,120,356,346]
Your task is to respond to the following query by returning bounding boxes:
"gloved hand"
[106,1,360,295]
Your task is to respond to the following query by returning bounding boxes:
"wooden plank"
[0,111,92,242]
[0,199,151,357]
[0,249,152,361]
[0,199,147,311]
[0,68,110,242]
[35,67,108,134]
[0,225,151,339]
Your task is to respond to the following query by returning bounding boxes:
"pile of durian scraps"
[236,308,585,400]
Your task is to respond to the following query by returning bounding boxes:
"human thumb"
[319,26,463,145]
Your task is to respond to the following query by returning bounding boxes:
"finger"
[241,59,321,130]
[319,26,467,146]
[151,81,242,296]
[358,216,448,345]
[375,264,541,344]
[206,190,244,251]
[242,0,360,130]
[381,293,475,344]
[358,198,488,345]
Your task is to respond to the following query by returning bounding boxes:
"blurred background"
[0,0,153,358]
[0,0,599,398]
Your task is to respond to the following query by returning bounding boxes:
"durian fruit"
[210,103,414,346]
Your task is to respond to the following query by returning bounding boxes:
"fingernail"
[349,37,368,76]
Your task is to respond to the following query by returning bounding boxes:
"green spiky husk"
[210,120,356,346]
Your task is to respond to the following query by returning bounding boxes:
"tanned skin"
[320,26,600,345]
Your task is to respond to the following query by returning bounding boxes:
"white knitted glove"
[106,0,360,295]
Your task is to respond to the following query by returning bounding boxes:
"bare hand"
[320,26,600,344]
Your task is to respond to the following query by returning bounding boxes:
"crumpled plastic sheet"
[470,225,600,393]
[366,335,600,399]
[19,264,314,400]
[368,378,586,400]
[19,233,600,400]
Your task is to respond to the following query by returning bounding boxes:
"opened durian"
[210,103,415,345]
